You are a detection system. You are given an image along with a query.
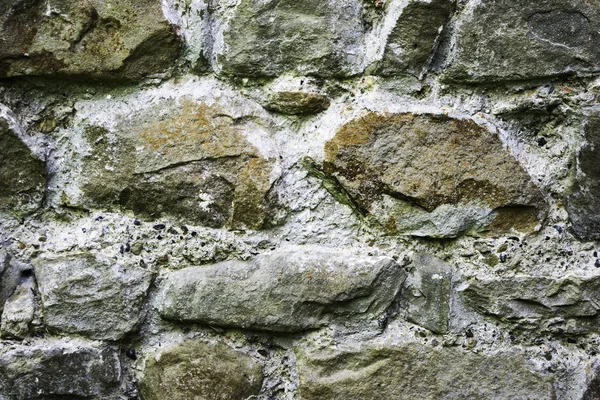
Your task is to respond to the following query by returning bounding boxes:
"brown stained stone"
[81,100,277,229]
[0,0,181,80]
[139,339,263,400]
[322,112,544,237]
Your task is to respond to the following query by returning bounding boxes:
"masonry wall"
[1,0,600,398]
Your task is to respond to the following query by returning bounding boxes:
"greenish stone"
[79,99,277,229]
[374,0,453,77]
[157,246,405,332]
[296,339,555,400]
[138,339,263,400]
[0,0,181,80]
[568,110,600,240]
[217,0,364,77]
[323,112,544,237]
[0,340,120,399]
[400,253,452,333]
[444,0,600,82]
[34,253,153,340]
[263,91,331,115]
[459,274,600,335]
[0,115,46,216]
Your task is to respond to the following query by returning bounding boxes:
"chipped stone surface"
[445,0,600,82]
[34,253,153,340]
[158,246,405,331]
[139,339,263,400]
[0,275,36,339]
[0,339,121,399]
[322,112,544,237]
[295,336,556,399]
[0,108,46,217]
[0,0,181,80]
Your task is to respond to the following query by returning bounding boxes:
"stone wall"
[1,0,600,398]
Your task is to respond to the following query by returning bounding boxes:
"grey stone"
[444,0,600,82]
[157,246,405,332]
[459,273,600,335]
[0,276,36,339]
[322,112,544,237]
[138,339,263,400]
[0,339,120,400]
[296,339,555,399]
[400,253,452,333]
[568,110,600,240]
[0,113,46,217]
[0,252,33,317]
[263,91,331,115]
[0,0,181,80]
[77,98,279,230]
[374,0,453,77]
[216,0,365,77]
[34,253,153,340]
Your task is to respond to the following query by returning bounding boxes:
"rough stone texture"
[568,109,600,240]
[139,339,263,400]
[374,0,453,77]
[0,340,121,399]
[0,275,36,339]
[158,246,405,331]
[264,91,331,115]
[459,273,600,335]
[323,112,544,237]
[34,253,153,340]
[216,0,365,77]
[0,111,46,217]
[73,96,279,230]
[444,0,600,82]
[0,0,182,80]
[399,253,452,333]
[0,252,33,318]
[296,340,556,399]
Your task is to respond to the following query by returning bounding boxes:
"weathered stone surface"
[0,0,181,80]
[263,91,331,115]
[77,97,279,229]
[0,340,121,399]
[583,359,600,400]
[399,253,452,333]
[459,273,600,335]
[34,253,153,340]
[568,110,600,240]
[0,275,36,339]
[0,111,46,216]
[296,340,555,399]
[444,0,600,82]
[216,0,364,77]
[139,339,263,400]
[0,252,33,317]
[158,246,405,332]
[373,0,453,77]
[323,112,544,237]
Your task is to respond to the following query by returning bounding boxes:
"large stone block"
[0,0,181,80]
[296,339,555,399]
[0,109,46,216]
[568,110,600,240]
[157,246,405,331]
[322,112,544,237]
[458,273,600,335]
[34,253,153,340]
[215,0,365,77]
[444,0,600,82]
[138,339,263,400]
[62,93,280,230]
[0,340,121,399]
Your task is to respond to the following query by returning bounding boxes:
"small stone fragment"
[0,275,36,339]
[138,339,263,400]
[263,91,331,115]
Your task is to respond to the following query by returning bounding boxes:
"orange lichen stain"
[139,99,247,161]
